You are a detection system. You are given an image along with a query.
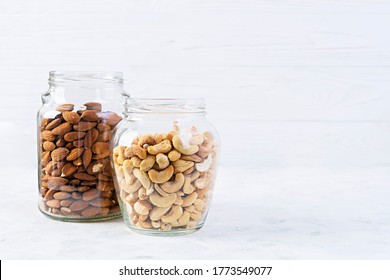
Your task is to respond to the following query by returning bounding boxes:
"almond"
[84,102,102,111]
[100,191,113,198]
[72,192,82,199]
[47,177,68,189]
[83,149,92,168]
[97,130,112,142]
[53,192,71,200]
[82,189,100,201]
[43,141,56,151]
[80,180,97,186]
[66,148,84,161]
[100,207,110,216]
[64,131,86,142]
[73,139,84,147]
[41,118,52,128]
[97,173,112,181]
[44,161,56,175]
[56,104,74,112]
[100,112,122,126]
[56,138,67,147]
[60,199,74,207]
[77,186,90,192]
[61,163,77,177]
[81,206,101,217]
[51,148,69,162]
[84,128,99,148]
[65,142,74,150]
[96,180,115,191]
[91,142,109,154]
[69,200,89,212]
[73,172,96,181]
[51,169,61,177]
[43,189,56,201]
[42,151,51,166]
[69,179,80,185]
[62,111,80,124]
[81,110,102,121]
[42,130,55,141]
[73,157,83,166]
[45,118,62,130]
[52,122,72,135]
[59,185,77,192]
[74,121,97,131]
[97,123,110,132]
[90,197,112,208]
[92,150,110,160]
[46,199,61,208]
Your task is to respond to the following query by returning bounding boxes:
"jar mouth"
[127,98,206,114]
[49,71,123,85]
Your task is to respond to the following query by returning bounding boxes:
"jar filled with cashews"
[110,98,220,235]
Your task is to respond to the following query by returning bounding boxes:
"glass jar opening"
[49,71,123,86]
[127,98,206,114]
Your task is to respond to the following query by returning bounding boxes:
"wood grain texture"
[0,0,389,166]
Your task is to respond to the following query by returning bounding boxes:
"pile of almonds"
[39,102,122,219]
[113,124,217,231]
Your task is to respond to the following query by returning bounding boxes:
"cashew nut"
[156,153,169,169]
[149,191,177,207]
[140,155,156,171]
[161,205,183,224]
[168,149,181,162]
[149,206,171,221]
[183,177,196,194]
[194,199,205,211]
[123,178,142,193]
[133,168,151,189]
[154,184,170,197]
[178,211,191,226]
[137,134,156,147]
[172,135,199,155]
[194,175,210,189]
[181,192,198,207]
[151,221,161,228]
[124,145,147,159]
[123,160,135,185]
[190,210,202,220]
[125,192,138,204]
[181,154,203,163]
[182,166,195,175]
[148,165,174,184]
[161,173,185,193]
[174,195,183,206]
[147,140,172,155]
[188,171,200,182]
[172,159,194,174]
[138,187,147,200]
[134,200,151,215]
[195,154,213,172]
[130,156,142,168]
[189,134,204,145]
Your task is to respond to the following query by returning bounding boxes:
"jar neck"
[49,71,124,89]
[125,98,206,118]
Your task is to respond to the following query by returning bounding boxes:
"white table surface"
[1,165,389,259]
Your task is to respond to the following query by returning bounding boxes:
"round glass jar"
[37,71,129,221]
[111,98,220,235]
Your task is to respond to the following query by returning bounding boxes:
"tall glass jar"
[37,71,128,221]
[111,98,220,235]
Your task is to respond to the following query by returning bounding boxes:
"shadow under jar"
[37,71,129,221]
[111,98,220,235]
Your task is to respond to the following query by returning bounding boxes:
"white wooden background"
[1,0,390,259]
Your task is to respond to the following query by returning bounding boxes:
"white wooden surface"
[0,0,390,259]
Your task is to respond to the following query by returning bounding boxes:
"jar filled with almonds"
[37,71,129,221]
[111,98,220,235]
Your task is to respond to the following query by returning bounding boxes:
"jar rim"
[49,71,123,84]
[126,98,206,114]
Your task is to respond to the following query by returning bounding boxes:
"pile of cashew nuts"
[112,124,217,231]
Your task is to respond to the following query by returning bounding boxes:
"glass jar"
[111,98,220,235]
[37,71,129,221]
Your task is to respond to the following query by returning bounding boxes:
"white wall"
[1,0,389,168]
